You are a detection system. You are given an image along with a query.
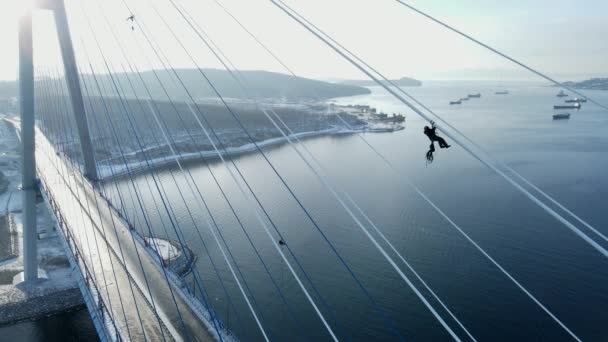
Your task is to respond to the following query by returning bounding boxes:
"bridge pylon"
[18,0,99,282]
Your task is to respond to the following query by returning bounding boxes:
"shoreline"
[99,126,358,181]
[99,121,404,181]
[0,116,86,328]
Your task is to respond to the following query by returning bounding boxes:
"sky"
[0,0,606,82]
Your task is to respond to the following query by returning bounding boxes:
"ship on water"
[554,103,581,110]
[553,113,571,120]
[556,90,568,97]
[565,98,587,103]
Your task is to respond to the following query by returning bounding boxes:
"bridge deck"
[35,127,217,342]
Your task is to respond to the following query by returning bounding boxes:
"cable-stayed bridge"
[11,0,608,341]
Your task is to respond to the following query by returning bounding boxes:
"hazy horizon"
[0,0,606,83]
[0,67,587,84]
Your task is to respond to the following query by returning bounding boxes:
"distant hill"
[340,76,422,87]
[562,78,608,91]
[0,69,371,100]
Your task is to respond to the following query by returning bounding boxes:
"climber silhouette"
[423,122,451,149]
[127,14,135,31]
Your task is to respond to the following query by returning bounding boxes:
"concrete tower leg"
[19,10,38,282]
[53,0,98,181]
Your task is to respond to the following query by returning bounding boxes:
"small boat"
[553,113,571,120]
[449,100,462,105]
[468,93,481,98]
[554,103,581,110]
[460,97,469,101]
[495,90,509,95]
[556,90,568,97]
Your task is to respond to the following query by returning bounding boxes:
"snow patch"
[147,237,181,261]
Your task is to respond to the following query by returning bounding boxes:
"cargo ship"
[565,98,587,103]
[554,103,581,110]
[553,113,571,120]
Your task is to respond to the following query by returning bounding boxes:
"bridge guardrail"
[37,146,177,341]
[38,173,121,341]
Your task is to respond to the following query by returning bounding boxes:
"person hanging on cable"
[423,121,451,149]
[126,14,136,31]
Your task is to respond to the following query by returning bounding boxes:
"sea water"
[107,81,608,340]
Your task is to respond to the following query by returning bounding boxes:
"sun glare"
[10,0,36,17]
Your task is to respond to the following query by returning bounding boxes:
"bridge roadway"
[34,125,219,342]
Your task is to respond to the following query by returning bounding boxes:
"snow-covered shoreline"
[98,122,404,181]
[1,116,84,323]
[99,126,354,180]
[0,117,22,265]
